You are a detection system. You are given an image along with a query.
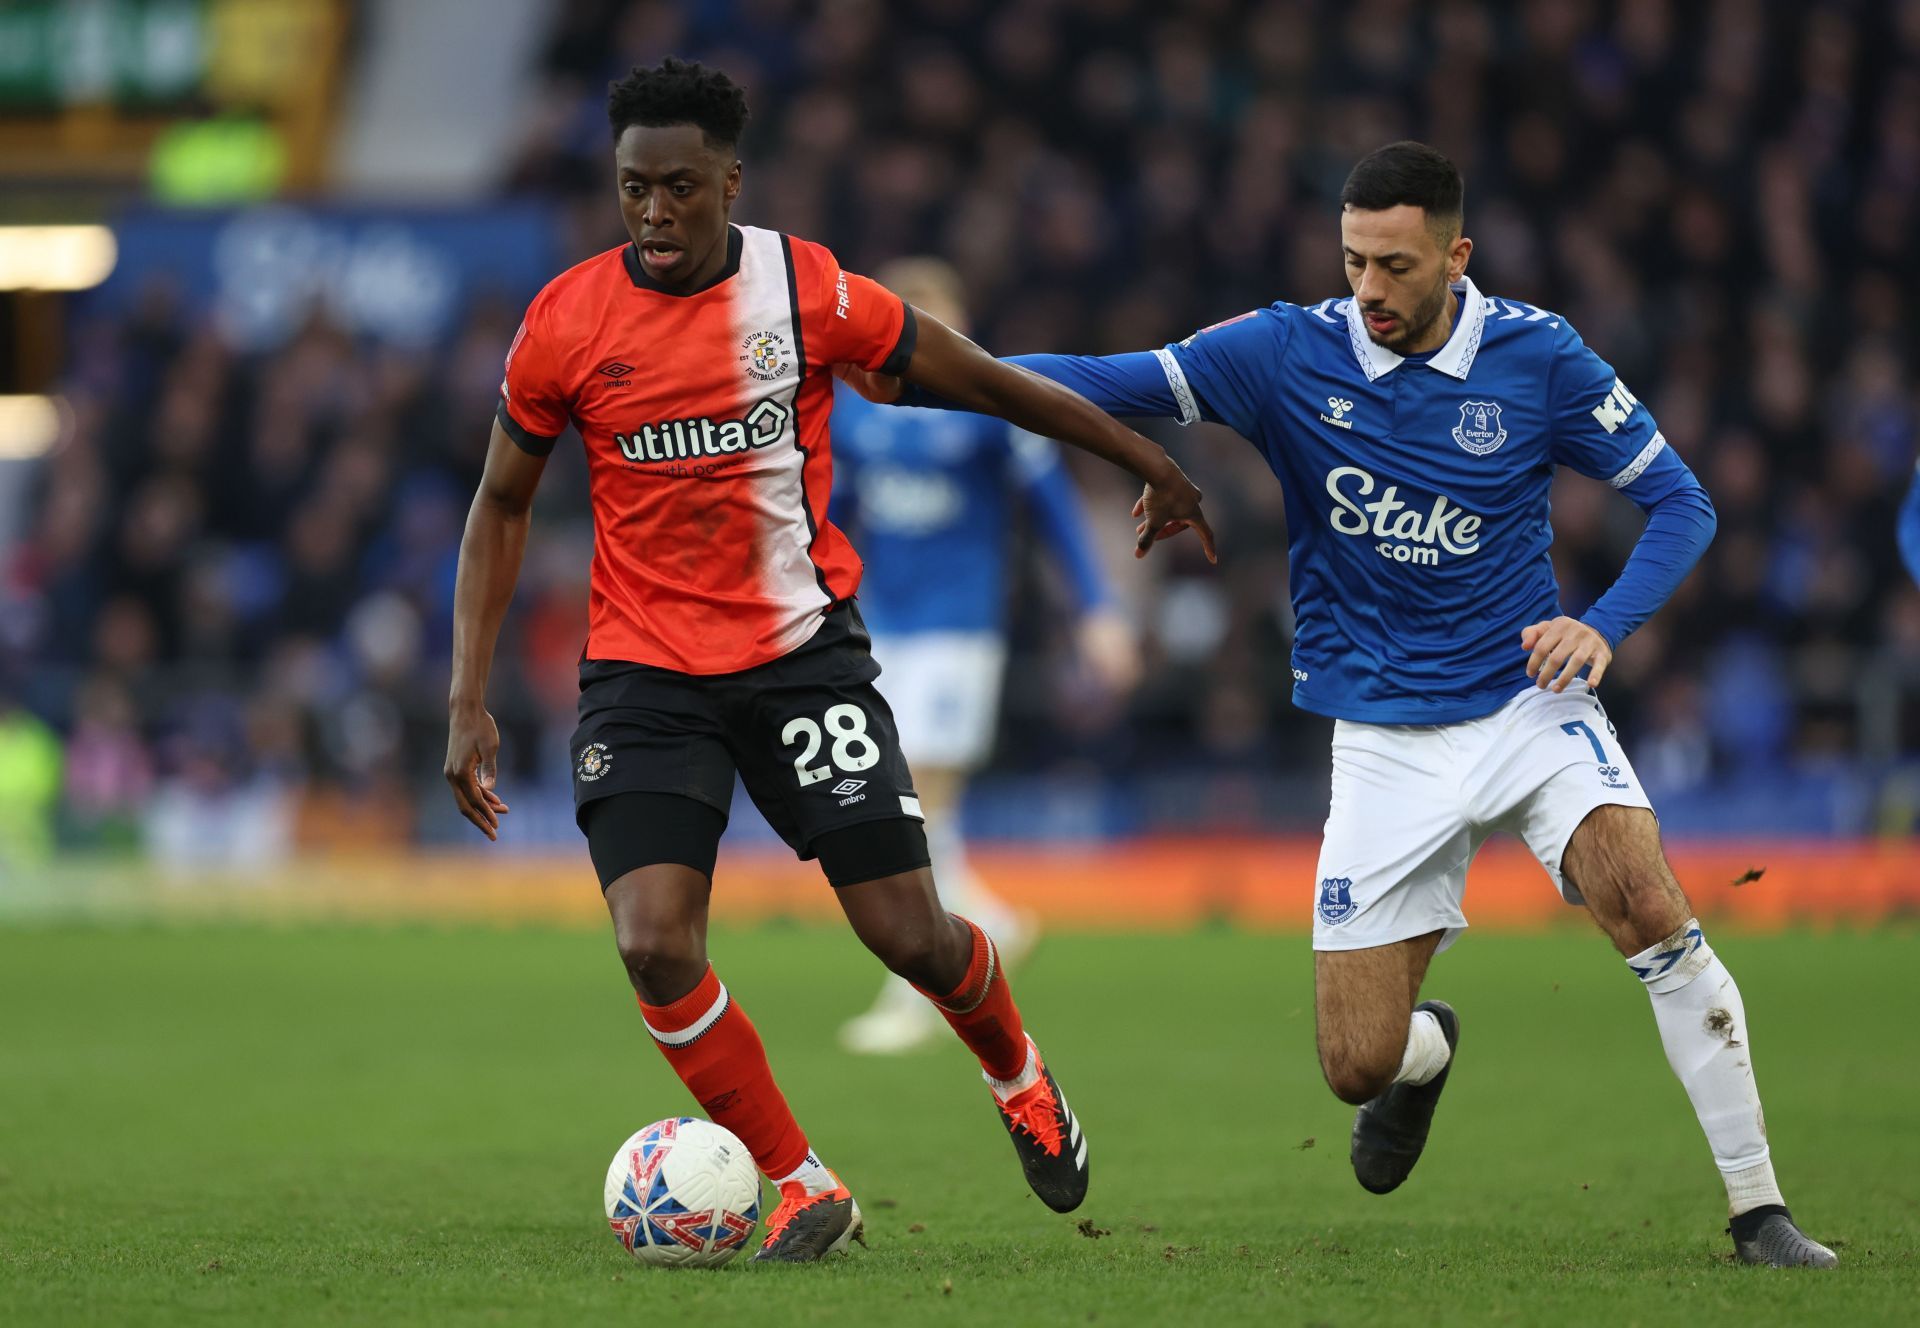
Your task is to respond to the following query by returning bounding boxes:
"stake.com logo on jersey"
[1324,465,1483,567]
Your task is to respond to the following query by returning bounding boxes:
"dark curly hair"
[606,56,749,149]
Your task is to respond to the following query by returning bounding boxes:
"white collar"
[1344,276,1487,382]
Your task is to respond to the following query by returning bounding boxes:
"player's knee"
[1603,876,1691,956]
[1320,1047,1396,1105]
[860,916,958,990]
[611,918,706,1002]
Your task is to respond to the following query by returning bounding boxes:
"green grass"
[0,921,1912,1326]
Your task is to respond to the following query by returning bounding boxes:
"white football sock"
[1393,1009,1451,1086]
[773,1150,838,1194]
[984,1036,1043,1100]
[1626,918,1785,1216]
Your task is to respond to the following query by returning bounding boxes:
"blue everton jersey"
[1149,280,1693,722]
[1900,462,1920,588]
[830,386,1111,636]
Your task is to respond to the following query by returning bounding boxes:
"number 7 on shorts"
[1561,720,1608,762]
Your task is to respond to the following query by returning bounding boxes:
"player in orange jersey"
[445,58,1213,1262]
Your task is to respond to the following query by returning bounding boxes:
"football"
[603,1118,762,1268]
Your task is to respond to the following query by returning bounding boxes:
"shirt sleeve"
[1006,428,1113,614]
[1158,306,1292,438]
[1548,320,1717,645]
[996,352,1188,418]
[796,240,917,375]
[1546,321,1683,504]
[495,296,569,457]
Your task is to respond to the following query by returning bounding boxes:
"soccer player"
[443,59,1215,1262]
[830,257,1139,1055]
[1898,464,1920,587]
[844,142,1836,1268]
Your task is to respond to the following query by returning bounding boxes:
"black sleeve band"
[584,791,728,888]
[877,301,918,377]
[815,816,932,888]
[495,398,558,457]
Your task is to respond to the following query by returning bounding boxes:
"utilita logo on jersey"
[1325,465,1483,567]
[615,399,792,473]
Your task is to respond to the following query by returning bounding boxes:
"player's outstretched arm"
[445,420,548,840]
[894,312,1216,562]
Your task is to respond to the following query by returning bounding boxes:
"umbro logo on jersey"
[597,360,635,379]
[1318,396,1355,429]
[830,779,866,795]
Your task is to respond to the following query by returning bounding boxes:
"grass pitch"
[1,919,1912,1326]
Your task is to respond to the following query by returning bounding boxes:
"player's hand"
[445,700,510,841]
[1131,462,1217,563]
[1075,611,1142,695]
[1521,617,1612,693]
[833,361,905,404]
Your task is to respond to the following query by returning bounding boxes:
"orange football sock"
[916,916,1030,1081]
[637,966,810,1179]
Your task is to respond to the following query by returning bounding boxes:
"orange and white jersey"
[498,224,915,674]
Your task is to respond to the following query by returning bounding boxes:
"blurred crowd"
[9,0,1920,863]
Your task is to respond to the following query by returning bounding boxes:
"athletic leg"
[843,632,1028,1055]
[1315,931,1446,1105]
[1312,715,1486,1194]
[828,833,1089,1213]
[590,792,855,1262]
[1559,804,1836,1267]
[732,607,1086,1211]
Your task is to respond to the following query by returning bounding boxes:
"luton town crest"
[576,741,613,783]
[1451,400,1507,455]
[739,330,789,381]
[1317,876,1357,925]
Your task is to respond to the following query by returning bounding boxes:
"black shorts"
[569,601,923,859]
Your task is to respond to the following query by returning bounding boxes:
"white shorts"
[870,632,1007,771]
[1311,681,1654,953]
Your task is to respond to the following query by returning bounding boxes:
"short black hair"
[606,56,749,149]
[1340,141,1464,234]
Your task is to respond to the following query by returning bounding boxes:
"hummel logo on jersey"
[616,398,792,464]
[1325,465,1483,566]
[1318,396,1355,429]
[1591,377,1639,433]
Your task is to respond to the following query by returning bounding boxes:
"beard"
[1363,277,1454,352]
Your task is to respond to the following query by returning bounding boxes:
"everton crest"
[1451,400,1507,456]
[1317,876,1357,926]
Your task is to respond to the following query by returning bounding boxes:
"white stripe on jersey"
[1152,347,1201,425]
[1608,431,1668,490]
[644,981,730,1046]
[735,226,833,655]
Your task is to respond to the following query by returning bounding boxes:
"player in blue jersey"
[1899,464,1920,587]
[831,257,1139,1054]
[843,143,1835,1267]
